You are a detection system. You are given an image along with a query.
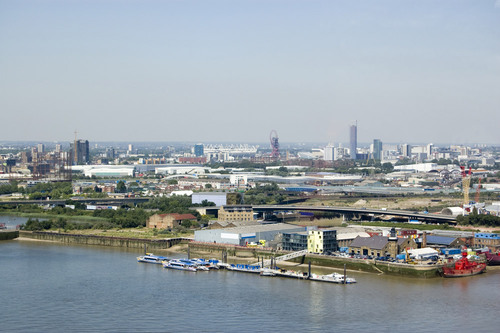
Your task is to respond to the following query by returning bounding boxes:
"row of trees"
[456,211,500,227]
[0,181,73,199]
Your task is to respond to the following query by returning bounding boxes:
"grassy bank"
[32,227,195,240]
[0,211,108,222]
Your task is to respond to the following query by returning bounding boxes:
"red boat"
[441,250,487,278]
[484,251,500,266]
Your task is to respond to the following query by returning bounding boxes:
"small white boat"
[260,268,277,277]
[275,269,308,279]
[163,259,197,272]
[137,253,170,264]
[309,273,356,284]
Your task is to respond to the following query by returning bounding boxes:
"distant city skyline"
[1,1,499,145]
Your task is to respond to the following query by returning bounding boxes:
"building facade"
[282,232,308,251]
[218,205,253,222]
[308,229,338,254]
[474,233,500,250]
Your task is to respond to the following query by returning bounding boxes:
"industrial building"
[191,192,227,206]
[194,223,306,246]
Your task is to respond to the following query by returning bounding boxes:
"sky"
[1,0,499,145]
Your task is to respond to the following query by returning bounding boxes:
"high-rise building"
[324,144,335,161]
[373,139,383,160]
[401,144,411,158]
[37,143,45,153]
[194,144,204,157]
[349,123,357,160]
[71,139,90,165]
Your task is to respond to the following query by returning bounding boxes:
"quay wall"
[19,231,188,249]
[188,242,441,278]
[0,230,19,241]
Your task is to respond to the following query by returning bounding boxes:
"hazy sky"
[1,0,499,145]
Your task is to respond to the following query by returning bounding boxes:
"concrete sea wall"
[19,231,187,249]
[0,230,19,241]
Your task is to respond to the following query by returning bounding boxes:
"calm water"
[1,216,499,332]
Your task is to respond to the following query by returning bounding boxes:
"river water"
[1,216,499,332]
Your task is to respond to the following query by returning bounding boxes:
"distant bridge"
[252,205,457,224]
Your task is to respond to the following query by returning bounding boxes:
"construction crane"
[475,177,482,203]
[460,166,472,207]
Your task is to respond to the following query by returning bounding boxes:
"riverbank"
[18,230,190,250]
[187,242,441,278]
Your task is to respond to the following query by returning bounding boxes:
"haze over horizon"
[1,0,499,145]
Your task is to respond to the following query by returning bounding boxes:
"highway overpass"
[253,205,457,224]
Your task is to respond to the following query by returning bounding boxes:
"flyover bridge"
[252,205,457,224]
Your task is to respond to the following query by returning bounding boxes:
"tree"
[181,219,192,228]
[116,181,127,193]
[381,162,394,173]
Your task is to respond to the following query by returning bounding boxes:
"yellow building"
[308,229,337,254]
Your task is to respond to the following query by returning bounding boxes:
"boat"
[260,268,277,277]
[309,273,356,284]
[274,268,308,279]
[441,249,487,278]
[163,259,197,272]
[178,259,209,271]
[484,251,500,266]
[137,253,170,264]
[0,223,7,229]
[226,264,261,273]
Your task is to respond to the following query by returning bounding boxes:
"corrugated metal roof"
[425,235,456,246]
[350,235,389,250]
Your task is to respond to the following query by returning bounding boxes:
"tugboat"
[441,248,487,278]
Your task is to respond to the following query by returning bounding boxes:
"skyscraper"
[373,139,383,160]
[401,144,411,158]
[71,139,89,165]
[194,144,204,157]
[349,123,357,160]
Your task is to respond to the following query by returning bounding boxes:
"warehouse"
[194,223,305,246]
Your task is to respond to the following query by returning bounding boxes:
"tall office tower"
[37,143,45,153]
[349,123,357,160]
[55,144,62,153]
[128,144,133,153]
[71,139,90,165]
[373,139,383,160]
[427,143,434,158]
[401,144,411,158]
[194,143,204,157]
[324,144,335,161]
